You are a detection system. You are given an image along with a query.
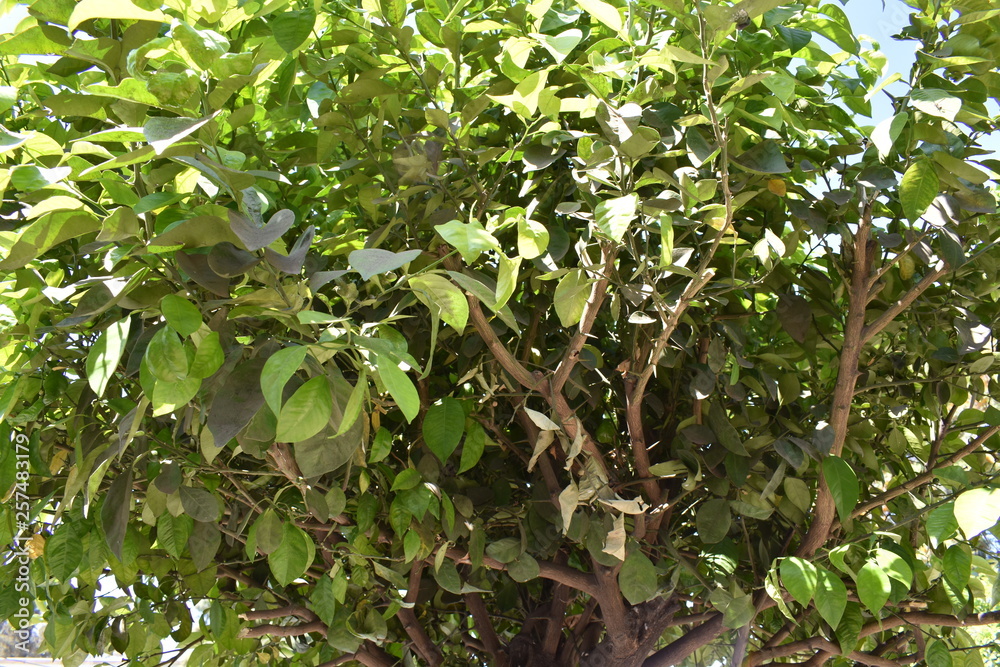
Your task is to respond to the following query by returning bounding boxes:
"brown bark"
[464,592,508,666]
[397,562,443,666]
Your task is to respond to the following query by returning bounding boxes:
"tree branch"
[551,243,617,394]
[446,547,600,599]
[238,620,326,639]
[862,264,948,341]
[464,592,508,666]
[642,612,724,667]
[316,642,397,667]
[465,294,543,392]
[398,562,443,666]
[750,636,906,667]
[239,605,317,623]
[849,423,1000,520]
[797,205,873,558]
[541,583,570,659]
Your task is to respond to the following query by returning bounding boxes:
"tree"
[1,0,999,664]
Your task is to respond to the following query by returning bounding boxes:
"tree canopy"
[1,0,1000,665]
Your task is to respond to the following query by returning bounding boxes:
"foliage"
[1,0,1000,665]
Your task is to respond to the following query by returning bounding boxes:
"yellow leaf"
[27,533,45,559]
[899,254,915,280]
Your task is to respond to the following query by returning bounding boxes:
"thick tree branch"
[466,295,543,391]
[316,642,397,667]
[642,612,724,667]
[464,592,508,666]
[797,206,873,557]
[749,636,905,667]
[446,547,600,599]
[239,605,317,623]
[593,565,636,657]
[541,583,570,659]
[398,562,443,666]
[238,620,326,638]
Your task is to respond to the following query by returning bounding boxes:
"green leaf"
[900,160,940,223]
[253,509,285,555]
[102,467,132,560]
[815,566,847,629]
[954,487,1000,538]
[0,211,101,270]
[369,427,392,463]
[495,254,520,309]
[173,23,229,67]
[910,89,962,122]
[152,376,201,416]
[733,140,790,174]
[706,402,750,456]
[486,538,522,564]
[836,602,864,654]
[189,332,224,379]
[575,0,623,32]
[775,24,811,54]
[875,548,912,589]
[593,194,638,242]
[871,112,908,161]
[349,248,422,280]
[276,376,333,443]
[261,346,309,416]
[534,29,583,63]
[696,498,731,544]
[157,513,194,559]
[822,456,859,524]
[434,219,499,263]
[271,9,317,52]
[458,420,487,473]
[86,317,131,398]
[554,269,592,327]
[511,69,548,118]
[926,502,958,547]
[391,469,422,492]
[780,557,818,607]
[423,398,465,462]
[508,554,541,583]
[926,639,953,667]
[229,209,295,251]
[517,218,549,259]
[433,559,463,593]
[722,590,755,629]
[68,0,166,31]
[334,370,367,437]
[856,561,890,613]
[268,523,315,586]
[145,327,189,382]
[943,544,971,590]
[403,530,421,563]
[45,525,83,582]
[409,273,469,332]
[188,521,221,572]
[179,486,220,522]
[619,549,658,605]
[143,116,215,155]
[376,354,420,423]
[160,294,202,337]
